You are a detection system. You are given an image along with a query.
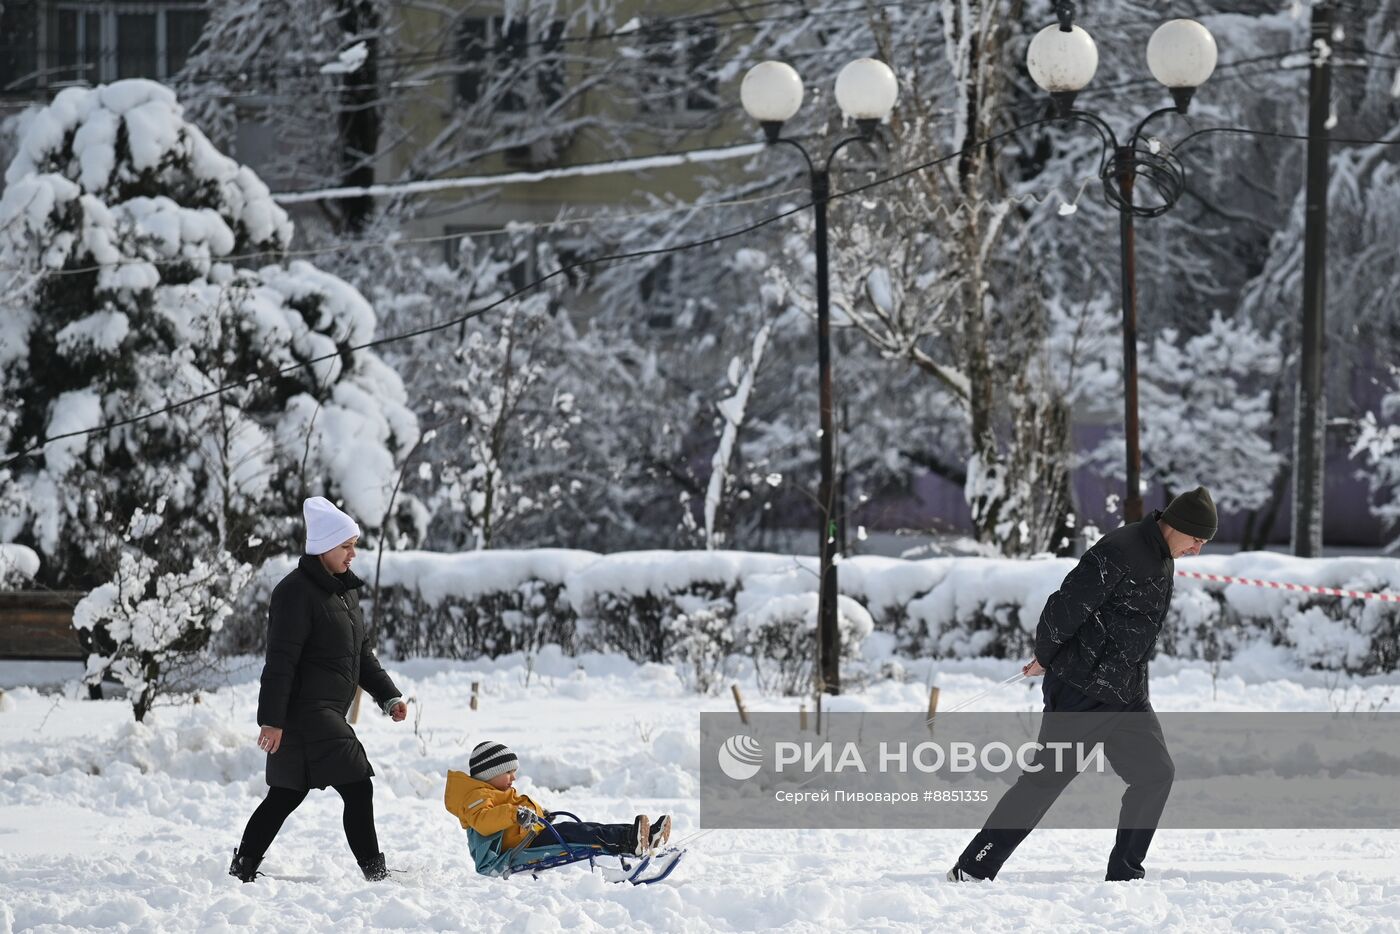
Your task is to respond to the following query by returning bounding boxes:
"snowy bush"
[74,522,251,722]
[1157,585,1230,661]
[669,605,738,694]
[1176,562,1400,676]
[377,580,577,660]
[0,543,39,588]
[0,80,418,588]
[1281,606,1375,672]
[582,583,736,667]
[737,590,874,696]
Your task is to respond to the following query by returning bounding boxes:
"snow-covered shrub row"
[219,550,1399,687]
[223,550,874,692]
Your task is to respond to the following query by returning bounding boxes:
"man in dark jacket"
[229,496,408,883]
[947,486,1218,883]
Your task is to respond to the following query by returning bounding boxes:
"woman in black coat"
[229,497,408,883]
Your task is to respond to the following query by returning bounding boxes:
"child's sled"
[466,810,685,886]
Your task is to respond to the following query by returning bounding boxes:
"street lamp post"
[741,58,898,696]
[1027,4,1218,523]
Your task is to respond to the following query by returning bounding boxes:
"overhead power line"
[272,142,766,204]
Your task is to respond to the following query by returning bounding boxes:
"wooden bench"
[0,591,84,660]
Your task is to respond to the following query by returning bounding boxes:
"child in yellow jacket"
[445,741,672,856]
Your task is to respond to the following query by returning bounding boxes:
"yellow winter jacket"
[444,769,545,850]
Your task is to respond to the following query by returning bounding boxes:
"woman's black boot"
[358,853,389,881]
[228,849,263,883]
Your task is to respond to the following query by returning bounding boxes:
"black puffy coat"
[256,555,401,790]
[1033,511,1174,704]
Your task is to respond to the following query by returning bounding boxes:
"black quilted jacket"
[1034,512,1174,704]
[256,555,400,789]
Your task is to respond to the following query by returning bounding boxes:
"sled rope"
[671,827,717,849]
[1175,570,1400,604]
[926,671,1029,726]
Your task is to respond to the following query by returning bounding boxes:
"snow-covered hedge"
[224,550,1400,689]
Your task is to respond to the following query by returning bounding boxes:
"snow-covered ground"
[2,651,1399,933]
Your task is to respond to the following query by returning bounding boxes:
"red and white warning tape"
[1175,570,1400,604]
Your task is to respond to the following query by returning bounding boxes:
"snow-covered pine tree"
[0,80,419,592]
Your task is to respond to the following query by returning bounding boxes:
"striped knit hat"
[470,741,519,782]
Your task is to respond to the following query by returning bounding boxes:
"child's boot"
[628,815,651,856]
[648,815,672,851]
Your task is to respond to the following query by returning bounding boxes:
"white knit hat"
[303,496,361,555]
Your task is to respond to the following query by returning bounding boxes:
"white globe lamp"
[835,58,898,133]
[741,61,804,138]
[1027,23,1099,114]
[1147,19,1217,112]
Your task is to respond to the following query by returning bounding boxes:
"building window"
[116,12,157,79]
[53,8,102,87]
[456,14,566,114]
[43,3,208,87]
[643,22,718,114]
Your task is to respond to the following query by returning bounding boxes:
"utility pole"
[1293,1,1332,557]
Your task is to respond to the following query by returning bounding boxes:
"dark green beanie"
[1162,486,1217,541]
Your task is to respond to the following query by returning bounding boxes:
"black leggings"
[239,780,379,862]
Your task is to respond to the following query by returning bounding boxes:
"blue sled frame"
[480,810,685,885]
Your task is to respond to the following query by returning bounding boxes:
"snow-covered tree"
[713,2,1089,556]
[0,80,418,588]
[141,0,1400,555]
[175,0,387,231]
[421,281,579,549]
[1351,366,1400,550]
[703,306,774,551]
[342,229,586,551]
[1093,313,1284,513]
[1223,0,1400,542]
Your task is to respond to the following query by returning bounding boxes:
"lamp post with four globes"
[1026,3,1218,522]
